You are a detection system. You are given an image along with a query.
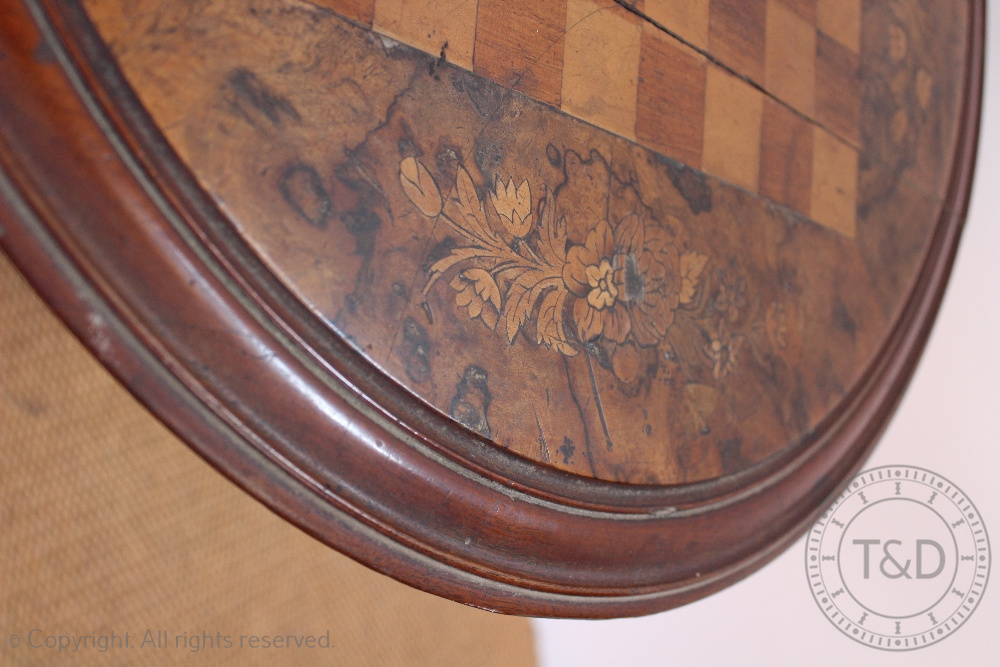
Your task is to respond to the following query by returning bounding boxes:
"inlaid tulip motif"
[400,148,759,387]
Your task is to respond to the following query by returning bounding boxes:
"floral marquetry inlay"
[401,152,742,393]
[1,0,970,620]
[84,0,972,485]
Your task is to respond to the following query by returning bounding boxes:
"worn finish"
[85,0,968,485]
[0,0,982,617]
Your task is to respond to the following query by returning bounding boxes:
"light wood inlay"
[817,0,861,53]
[765,0,816,117]
[812,125,859,237]
[561,0,642,141]
[703,66,764,193]
[373,0,477,70]
[643,0,710,50]
[79,0,973,487]
[303,0,867,236]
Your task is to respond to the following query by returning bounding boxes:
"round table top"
[0,0,984,616]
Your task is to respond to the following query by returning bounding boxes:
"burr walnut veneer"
[0,0,984,616]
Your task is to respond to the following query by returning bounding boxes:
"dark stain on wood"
[333,160,385,261]
[453,70,507,118]
[718,437,748,474]
[790,373,811,431]
[546,143,562,168]
[832,297,857,339]
[434,137,464,184]
[424,237,458,272]
[224,67,301,128]
[399,316,431,383]
[278,162,332,229]
[341,208,381,257]
[473,134,505,180]
[658,156,713,215]
[449,364,492,438]
[428,41,448,80]
[559,436,575,465]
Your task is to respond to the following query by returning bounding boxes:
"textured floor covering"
[0,251,536,666]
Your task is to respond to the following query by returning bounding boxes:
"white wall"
[533,13,1000,666]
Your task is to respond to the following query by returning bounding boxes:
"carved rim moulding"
[0,0,984,616]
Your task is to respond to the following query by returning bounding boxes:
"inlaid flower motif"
[612,215,680,348]
[399,157,442,217]
[404,150,751,406]
[451,269,501,330]
[563,220,631,343]
[611,343,641,385]
[490,176,532,238]
[713,273,747,323]
[704,319,743,380]
[766,301,788,350]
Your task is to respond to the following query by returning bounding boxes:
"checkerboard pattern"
[314,0,862,236]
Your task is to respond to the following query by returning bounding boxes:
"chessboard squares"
[637,24,707,169]
[642,0,711,50]
[562,0,642,141]
[709,0,767,85]
[703,66,764,193]
[816,31,862,147]
[811,126,858,237]
[773,0,816,23]
[760,98,813,215]
[373,0,477,70]
[817,0,861,53]
[475,0,567,107]
[765,0,816,117]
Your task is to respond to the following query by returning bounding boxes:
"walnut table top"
[0,0,984,616]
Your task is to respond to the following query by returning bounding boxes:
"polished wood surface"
[87,0,968,484]
[0,0,983,616]
[312,0,864,232]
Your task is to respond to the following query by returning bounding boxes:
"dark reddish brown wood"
[708,0,767,84]
[0,0,984,617]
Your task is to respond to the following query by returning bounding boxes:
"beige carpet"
[0,251,536,666]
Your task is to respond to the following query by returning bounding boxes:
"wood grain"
[760,97,813,214]
[561,0,642,140]
[703,65,764,192]
[310,0,374,26]
[0,0,981,618]
[280,0,874,232]
[811,126,858,237]
[642,0,710,50]
[474,0,567,106]
[817,30,861,147]
[765,0,816,117]
[817,0,860,52]
[775,0,816,23]
[709,0,767,84]
[373,0,477,70]
[637,23,706,168]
